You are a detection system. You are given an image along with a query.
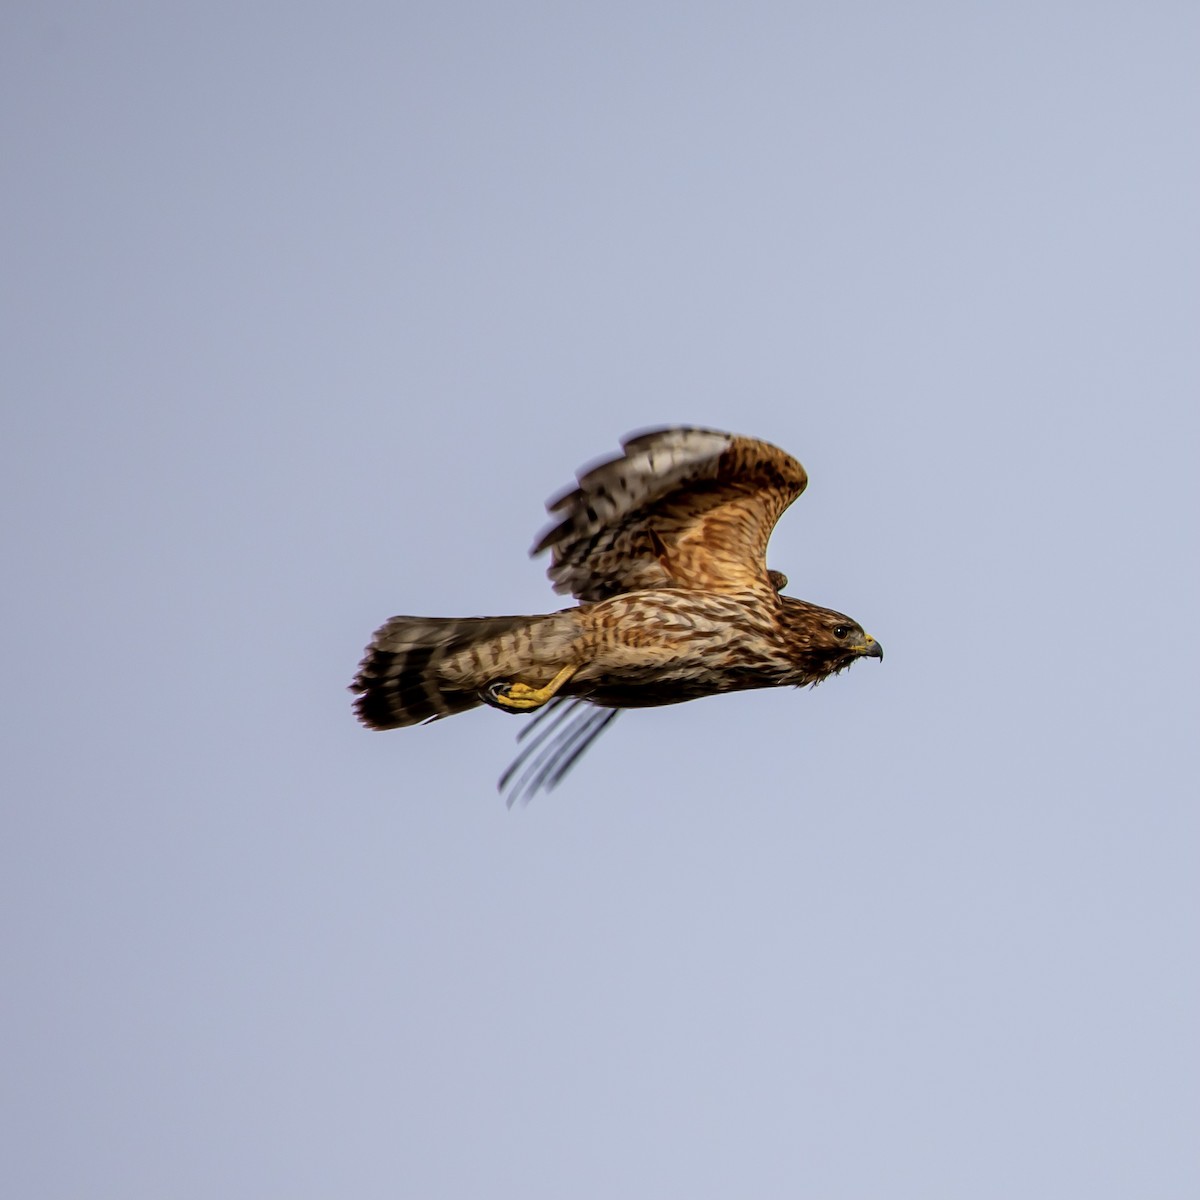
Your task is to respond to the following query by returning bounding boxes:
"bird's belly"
[577,657,792,708]
[569,589,795,707]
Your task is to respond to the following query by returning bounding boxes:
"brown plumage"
[351,427,882,802]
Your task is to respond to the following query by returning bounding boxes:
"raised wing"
[532,427,807,602]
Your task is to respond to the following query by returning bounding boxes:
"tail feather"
[351,615,530,730]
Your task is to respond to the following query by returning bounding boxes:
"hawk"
[351,427,882,803]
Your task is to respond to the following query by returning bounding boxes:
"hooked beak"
[855,634,883,661]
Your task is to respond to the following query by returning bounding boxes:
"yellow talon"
[488,665,579,711]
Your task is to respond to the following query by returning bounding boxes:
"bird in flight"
[351,427,882,803]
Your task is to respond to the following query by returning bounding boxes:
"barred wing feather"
[532,427,808,601]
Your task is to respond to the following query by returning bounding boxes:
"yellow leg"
[488,665,579,711]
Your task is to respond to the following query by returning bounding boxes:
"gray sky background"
[3,3,1198,1197]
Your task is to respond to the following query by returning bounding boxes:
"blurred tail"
[351,615,532,730]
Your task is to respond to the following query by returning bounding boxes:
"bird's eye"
[833,625,851,639]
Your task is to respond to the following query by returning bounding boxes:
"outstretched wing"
[531,427,807,602]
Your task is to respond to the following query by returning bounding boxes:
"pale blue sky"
[3,3,1198,1197]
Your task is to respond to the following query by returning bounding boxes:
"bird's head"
[779,598,883,681]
